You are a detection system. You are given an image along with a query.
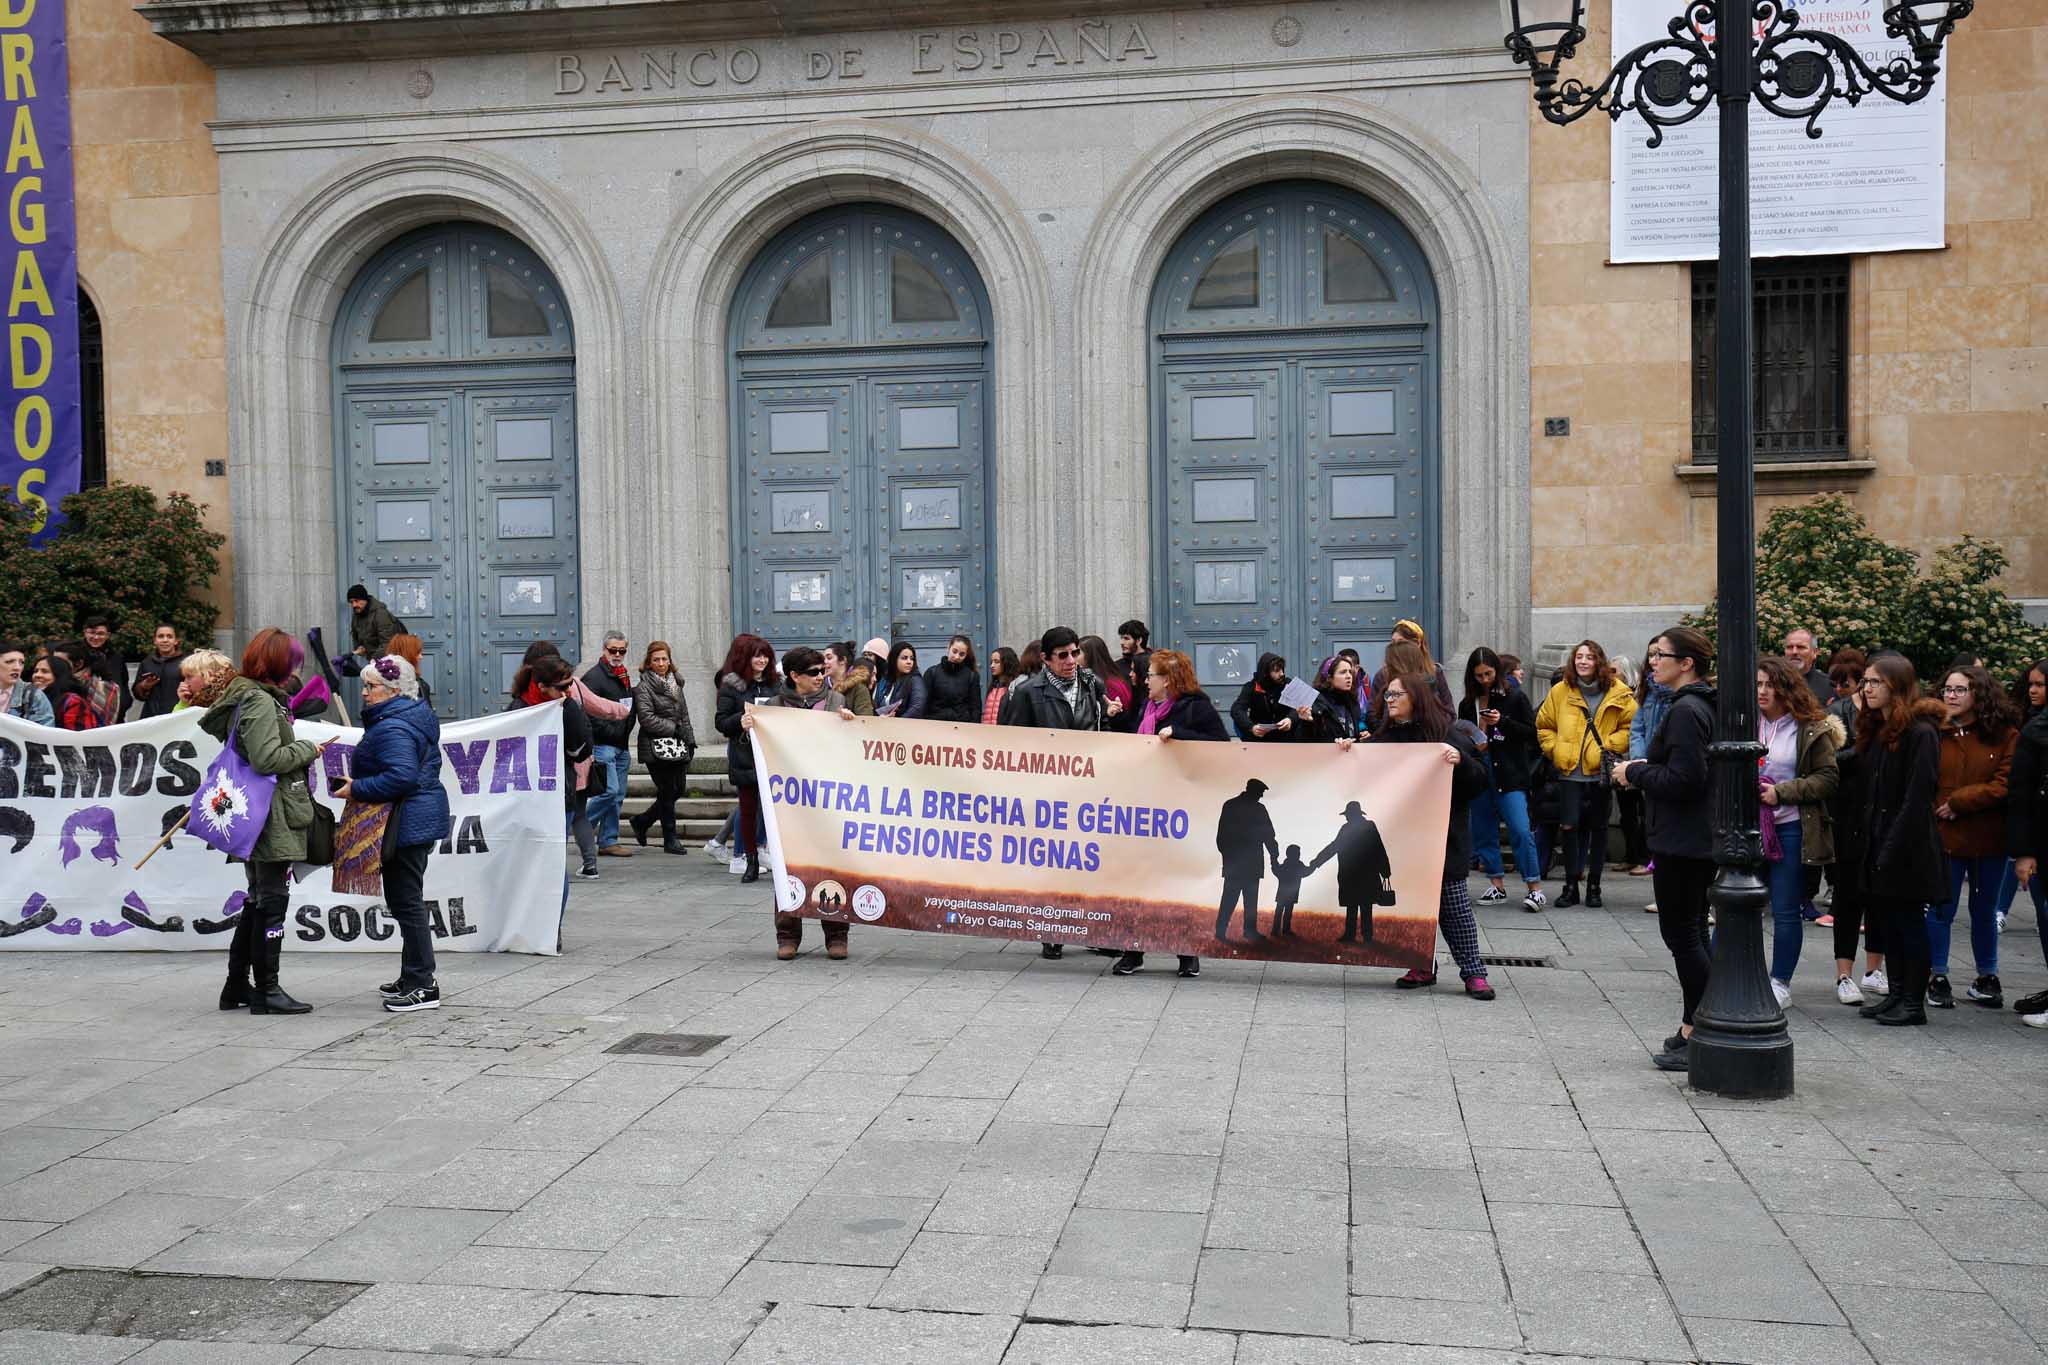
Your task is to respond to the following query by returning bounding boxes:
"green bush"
[0,483,226,654]
[1685,495,2048,683]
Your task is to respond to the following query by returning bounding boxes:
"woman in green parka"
[198,628,324,1015]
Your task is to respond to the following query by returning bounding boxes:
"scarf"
[1137,697,1172,735]
[520,679,549,707]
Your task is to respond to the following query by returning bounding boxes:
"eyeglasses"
[1860,677,1885,689]
[1940,684,1970,695]
[1646,650,1676,662]
[1051,648,1082,660]
[1384,689,1408,701]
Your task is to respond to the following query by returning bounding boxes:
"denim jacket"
[1629,682,1673,762]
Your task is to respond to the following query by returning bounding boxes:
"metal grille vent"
[605,1033,730,1057]
[1479,954,1556,968]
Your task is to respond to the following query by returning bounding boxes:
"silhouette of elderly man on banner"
[1310,800,1394,943]
[1214,779,1280,942]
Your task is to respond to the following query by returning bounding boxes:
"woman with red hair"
[196,627,325,1015]
[1112,648,1222,979]
[714,634,780,883]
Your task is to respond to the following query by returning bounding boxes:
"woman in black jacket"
[1309,655,1366,743]
[629,641,696,854]
[512,655,597,908]
[874,642,928,719]
[1459,648,1547,913]
[923,635,983,724]
[1614,627,1717,1070]
[714,634,781,883]
[2011,675,2048,1022]
[1847,653,1948,1026]
[1113,648,1221,979]
[1367,671,1493,999]
[1231,653,1302,742]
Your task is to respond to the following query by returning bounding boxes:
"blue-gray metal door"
[334,225,579,718]
[731,208,993,661]
[1151,183,1438,689]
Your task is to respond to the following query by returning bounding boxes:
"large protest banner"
[0,706,562,953]
[750,710,1452,971]
[1,0,82,539]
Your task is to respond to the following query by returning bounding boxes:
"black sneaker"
[1663,1030,1686,1054]
[1967,975,2003,1007]
[574,866,600,881]
[383,984,440,1013]
[2014,988,2048,1015]
[1112,952,1144,975]
[1651,1046,1690,1072]
[1927,975,1955,1009]
[377,980,404,1000]
[1039,943,1063,960]
[1177,958,1200,978]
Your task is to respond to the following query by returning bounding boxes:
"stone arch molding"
[230,144,627,651]
[1074,95,1531,655]
[643,121,1058,699]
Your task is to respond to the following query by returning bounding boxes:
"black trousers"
[644,760,688,839]
[384,841,437,989]
[1615,789,1649,867]
[1562,784,1612,884]
[243,859,292,986]
[1653,855,1714,1025]
[1832,882,1885,962]
[1869,894,1928,999]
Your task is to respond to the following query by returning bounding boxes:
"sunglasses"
[1051,648,1082,660]
[604,648,627,657]
[799,666,826,677]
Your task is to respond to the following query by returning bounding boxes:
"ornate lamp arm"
[1510,2,1719,147]
[1755,2,1954,137]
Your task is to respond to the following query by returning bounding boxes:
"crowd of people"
[8,594,2046,1064]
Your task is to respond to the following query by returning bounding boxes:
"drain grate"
[605,1032,731,1057]
[1480,954,1556,968]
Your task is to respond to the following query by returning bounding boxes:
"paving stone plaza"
[2,857,2047,1365]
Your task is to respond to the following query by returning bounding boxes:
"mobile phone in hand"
[327,776,346,795]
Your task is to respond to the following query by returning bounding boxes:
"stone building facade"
[1528,0,2048,656]
[73,0,232,627]
[116,0,2045,710]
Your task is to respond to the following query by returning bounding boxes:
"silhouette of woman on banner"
[1310,801,1394,942]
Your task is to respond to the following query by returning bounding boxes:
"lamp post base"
[1688,863,1794,1098]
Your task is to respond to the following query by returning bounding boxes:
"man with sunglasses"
[581,630,638,858]
[1000,625,1118,958]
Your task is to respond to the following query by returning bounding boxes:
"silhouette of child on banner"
[1272,844,1311,935]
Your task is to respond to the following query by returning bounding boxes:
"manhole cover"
[605,1032,730,1057]
[1480,954,1556,968]
[0,1269,363,1341]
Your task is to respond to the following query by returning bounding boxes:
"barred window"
[1691,257,1849,461]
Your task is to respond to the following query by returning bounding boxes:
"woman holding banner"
[741,645,858,959]
[1369,672,1494,1000]
[335,655,450,1014]
[1112,648,1218,979]
[198,628,325,1015]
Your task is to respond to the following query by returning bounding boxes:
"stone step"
[625,773,735,798]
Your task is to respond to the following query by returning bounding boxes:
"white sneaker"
[1770,979,1792,1009]
[1835,975,1864,1005]
[1477,886,1509,904]
[1997,912,2008,934]
[729,855,747,875]
[1521,888,1547,913]
[1862,969,1889,994]
[2024,1012,2048,1029]
[703,839,728,863]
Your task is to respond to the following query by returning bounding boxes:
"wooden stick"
[134,810,189,869]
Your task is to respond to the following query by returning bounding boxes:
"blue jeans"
[1996,859,2048,959]
[587,744,629,846]
[1470,783,1542,885]
[1765,817,1806,984]
[1929,853,2005,977]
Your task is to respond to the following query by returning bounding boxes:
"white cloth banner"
[0,706,563,953]
[1610,1,1947,263]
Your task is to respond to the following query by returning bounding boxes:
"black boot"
[249,928,311,1015]
[740,850,761,884]
[1585,876,1603,909]
[663,836,688,855]
[1875,989,1928,1026]
[629,810,652,847]
[218,911,254,1010]
[1556,880,1581,908]
[1858,994,1897,1019]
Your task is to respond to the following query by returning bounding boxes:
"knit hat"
[346,584,369,603]
[368,654,419,699]
[861,637,889,662]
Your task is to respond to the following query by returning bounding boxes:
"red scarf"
[520,680,550,707]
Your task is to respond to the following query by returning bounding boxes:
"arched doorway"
[729,206,994,662]
[333,223,578,718]
[1149,181,1439,688]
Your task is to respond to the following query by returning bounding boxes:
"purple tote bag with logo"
[188,699,277,861]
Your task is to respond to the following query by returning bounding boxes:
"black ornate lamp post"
[1501,1,1973,1097]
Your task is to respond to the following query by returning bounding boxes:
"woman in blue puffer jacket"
[337,654,451,1013]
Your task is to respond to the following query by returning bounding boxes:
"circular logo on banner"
[813,880,848,915]
[778,875,806,913]
[851,885,887,922]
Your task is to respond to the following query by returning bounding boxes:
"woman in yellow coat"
[1536,640,1639,908]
